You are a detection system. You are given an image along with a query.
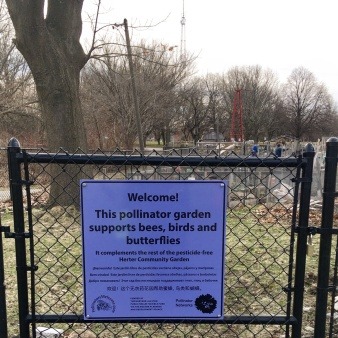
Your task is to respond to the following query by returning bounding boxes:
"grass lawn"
[1,204,327,337]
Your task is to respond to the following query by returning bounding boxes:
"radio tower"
[180,0,186,57]
[230,89,244,142]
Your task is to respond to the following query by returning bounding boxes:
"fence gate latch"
[291,177,312,183]
[26,265,38,272]
[0,226,10,234]
[294,226,318,235]
[4,228,30,239]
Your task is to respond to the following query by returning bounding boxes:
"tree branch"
[85,0,102,62]
[0,100,40,117]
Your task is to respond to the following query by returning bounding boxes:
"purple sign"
[81,180,227,320]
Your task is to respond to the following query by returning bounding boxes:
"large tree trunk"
[6,0,89,206]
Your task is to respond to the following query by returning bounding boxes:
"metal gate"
[313,137,338,338]
[0,138,317,337]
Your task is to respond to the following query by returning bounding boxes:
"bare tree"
[203,74,229,141]
[4,0,100,206]
[220,66,283,142]
[82,39,193,149]
[282,67,335,146]
[178,77,211,144]
[5,0,89,151]
[0,0,40,145]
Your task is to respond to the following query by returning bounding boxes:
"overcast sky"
[82,0,338,101]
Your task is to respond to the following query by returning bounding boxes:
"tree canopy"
[2,1,338,152]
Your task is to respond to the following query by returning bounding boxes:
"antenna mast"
[180,0,186,57]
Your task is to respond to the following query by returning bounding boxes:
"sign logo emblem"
[195,294,217,314]
[91,295,116,313]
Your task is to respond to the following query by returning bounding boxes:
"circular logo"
[91,295,116,313]
[195,294,217,314]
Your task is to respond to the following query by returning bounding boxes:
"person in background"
[275,143,282,157]
[251,144,259,156]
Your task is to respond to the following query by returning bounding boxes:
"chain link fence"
[2,144,321,337]
[0,149,10,202]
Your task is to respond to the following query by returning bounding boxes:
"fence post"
[313,137,338,338]
[7,137,30,338]
[292,143,315,338]
[0,217,8,338]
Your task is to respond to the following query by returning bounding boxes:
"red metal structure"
[230,89,244,142]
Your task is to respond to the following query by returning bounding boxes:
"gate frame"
[314,137,338,338]
[3,137,317,338]
[292,143,315,338]
[0,217,8,337]
[7,138,30,337]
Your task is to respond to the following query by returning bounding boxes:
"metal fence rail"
[1,139,318,338]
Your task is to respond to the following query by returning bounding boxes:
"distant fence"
[0,143,325,204]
